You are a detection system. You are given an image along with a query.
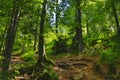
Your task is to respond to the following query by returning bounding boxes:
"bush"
[100,48,120,66]
[21,51,35,62]
[52,36,68,54]
[83,42,104,56]
[50,71,59,80]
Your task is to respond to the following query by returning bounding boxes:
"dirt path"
[54,55,105,80]
[1,54,117,80]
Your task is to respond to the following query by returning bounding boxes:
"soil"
[53,54,105,80]
[1,54,119,80]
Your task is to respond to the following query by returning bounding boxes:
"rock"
[72,72,84,80]
[56,62,70,69]
[73,63,87,67]
[69,58,81,61]
[80,58,92,62]
[14,76,25,80]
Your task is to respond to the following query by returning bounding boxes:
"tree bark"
[34,25,38,50]
[86,12,89,37]
[111,2,120,37]
[75,0,83,51]
[37,0,47,64]
[1,0,21,71]
[86,20,89,37]
[0,25,8,53]
[55,0,59,34]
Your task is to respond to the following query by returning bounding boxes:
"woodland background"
[0,0,120,80]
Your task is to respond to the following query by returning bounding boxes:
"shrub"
[21,51,35,62]
[100,48,120,66]
[52,36,68,54]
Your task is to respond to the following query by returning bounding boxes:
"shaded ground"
[53,54,105,80]
[1,54,119,80]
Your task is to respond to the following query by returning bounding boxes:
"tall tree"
[37,0,47,64]
[34,24,38,50]
[0,25,7,53]
[75,0,83,51]
[1,0,21,71]
[55,0,59,34]
[111,1,120,37]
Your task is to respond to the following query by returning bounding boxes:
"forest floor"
[52,54,107,80]
[8,53,114,80]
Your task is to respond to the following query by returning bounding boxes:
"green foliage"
[43,67,59,80]
[93,61,101,73]
[21,51,35,62]
[84,37,120,68]
[12,49,22,56]
[0,0,120,79]
[36,70,59,80]
[0,70,19,80]
[0,55,3,61]
[101,49,115,64]
[49,71,59,80]
[53,36,68,54]
[83,40,105,56]
[36,64,59,80]
[45,31,57,54]
[100,48,120,66]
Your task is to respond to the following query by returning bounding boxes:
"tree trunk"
[0,25,8,53]
[34,25,38,50]
[111,2,120,37]
[1,0,21,71]
[86,12,89,37]
[86,19,89,37]
[75,0,83,51]
[37,0,47,64]
[55,0,59,34]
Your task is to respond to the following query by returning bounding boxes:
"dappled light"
[0,0,120,80]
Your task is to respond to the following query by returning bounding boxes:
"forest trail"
[53,54,106,80]
[5,54,108,80]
